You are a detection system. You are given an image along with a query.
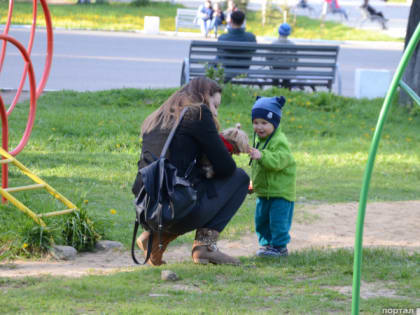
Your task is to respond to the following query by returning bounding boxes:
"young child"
[248,96,296,257]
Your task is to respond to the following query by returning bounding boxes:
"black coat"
[132,105,236,197]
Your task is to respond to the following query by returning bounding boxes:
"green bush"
[21,223,56,255]
[62,208,101,251]
[130,0,150,7]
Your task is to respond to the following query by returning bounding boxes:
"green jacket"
[251,128,296,201]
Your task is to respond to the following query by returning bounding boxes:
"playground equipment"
[0,0,78,226]
[351,23,420,314]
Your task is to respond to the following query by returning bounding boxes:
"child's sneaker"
[256,246,289,257]
[272,246,288,257]
[256,246,272,257]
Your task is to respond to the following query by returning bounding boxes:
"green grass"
[0,85,419,258]
[0,248,418,313]
[0,2,403,41]
[0,87,419,313]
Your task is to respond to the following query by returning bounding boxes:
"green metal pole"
[399,80,420,106]
[351,22,420,315]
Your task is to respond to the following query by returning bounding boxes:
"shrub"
[130,0,150,7]
[62,208,101,251]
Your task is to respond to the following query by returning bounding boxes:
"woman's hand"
[248,181,254,194]
[249,147,262,160]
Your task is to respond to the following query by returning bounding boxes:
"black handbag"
[131,107,198,264]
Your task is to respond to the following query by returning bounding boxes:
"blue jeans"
[255,197,294,248]
[199,19,211,36]
[210,17,223,36]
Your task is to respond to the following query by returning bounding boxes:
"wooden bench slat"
[190,40,339,51]
[190,68,335,78]
[189,58,337,68]
[190,50,338,60]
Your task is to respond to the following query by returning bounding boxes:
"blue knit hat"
[278,23,291,36]
[251,96,286,129]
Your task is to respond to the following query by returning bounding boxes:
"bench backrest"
[187,40,340,88]
[176,9,198,26]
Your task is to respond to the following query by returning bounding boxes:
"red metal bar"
[0,35,37,158]
[0,0,14,73]
[0,95,9,200]
[37,0,54,99]
[7,0,53,114]
[7,0,37,115]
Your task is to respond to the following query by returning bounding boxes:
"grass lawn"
[0,249,419,313]
[0,2,403,41]
[0,85,419,257]
[0,86,419,312]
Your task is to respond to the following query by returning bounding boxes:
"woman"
[210,2,225,38]
[225,0,238,25]
[196,0,214,38]
[132,77,250,266]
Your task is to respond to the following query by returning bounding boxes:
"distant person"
[273,23,293,45]
[361,0,388,29]
[269,23,296,89]
[296,0,313,11]
[217,10,256,80]
[218,10,255,43]
[322,0,348,20]
[196,0,214,38]
[224,0,238,25]
[248,96,296,257]
[297,0,308,8]
[210,2,226,38]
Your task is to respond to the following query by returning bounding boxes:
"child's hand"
[249,147,262,160]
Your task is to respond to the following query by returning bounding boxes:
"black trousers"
[169,168,250,235]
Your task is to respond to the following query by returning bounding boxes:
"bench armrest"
[335,62,342,96]
[180,58,190,86]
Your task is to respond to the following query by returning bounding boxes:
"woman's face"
[208,92,221,117]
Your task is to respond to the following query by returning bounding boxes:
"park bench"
[180,40,342,94]
[175,8,200,33]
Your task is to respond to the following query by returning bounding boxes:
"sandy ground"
[1,200,419,278]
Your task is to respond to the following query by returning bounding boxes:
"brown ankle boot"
[136,230,177,266]
[191,228,240,265]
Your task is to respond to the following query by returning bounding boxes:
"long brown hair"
[141,77,222,135]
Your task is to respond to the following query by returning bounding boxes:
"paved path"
[0,28,403,97]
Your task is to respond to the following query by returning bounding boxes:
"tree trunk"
[400,0,420,107]
[262,0,268,26]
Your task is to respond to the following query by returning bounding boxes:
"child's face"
[253,118,274,139]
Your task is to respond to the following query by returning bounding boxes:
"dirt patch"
[325,281,411,300]
[1,198,419,279]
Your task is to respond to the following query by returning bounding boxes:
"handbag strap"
[131,215,154,265]
[160,107,189,158]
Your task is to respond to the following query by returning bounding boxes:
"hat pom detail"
[276,96,286,109]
